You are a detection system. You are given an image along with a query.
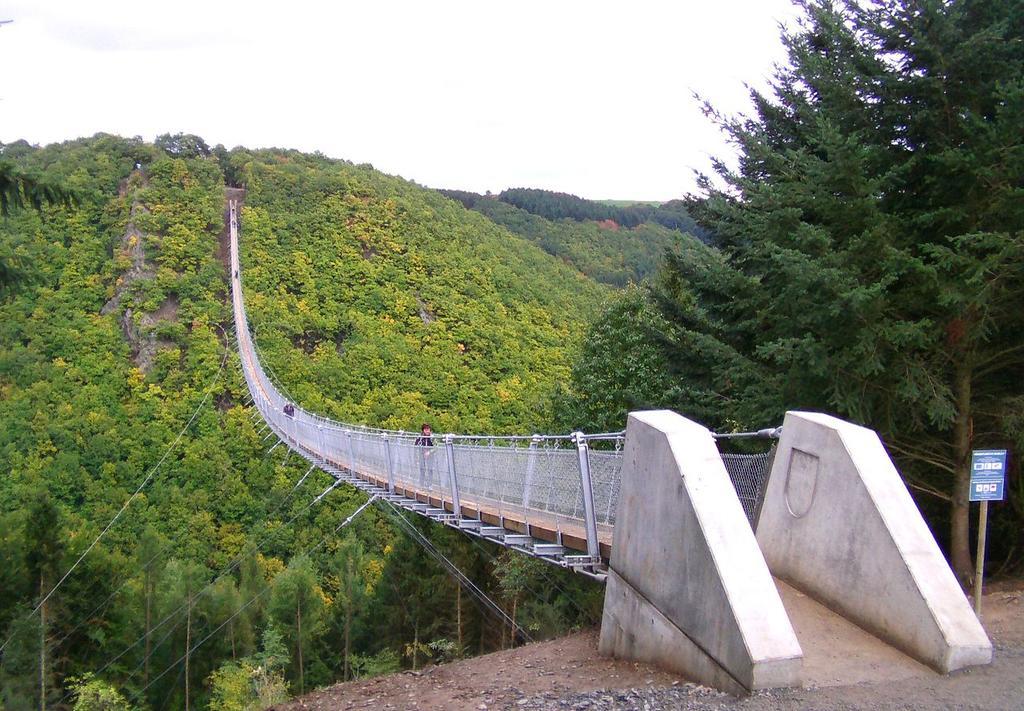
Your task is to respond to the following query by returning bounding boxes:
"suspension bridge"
[229,198,773,575]
[228,197,994,694]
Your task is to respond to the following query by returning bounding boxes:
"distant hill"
[438,188,706,287]
[595,199,662,208]
[495,188,707,237]
[0,135,607,710]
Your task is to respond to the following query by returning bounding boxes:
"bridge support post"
[599,410,802,694]
[345,430,356,476]
[523,435,540,509]
[383,435,396,492]
[573,432,601,566]
[444,435,461,517]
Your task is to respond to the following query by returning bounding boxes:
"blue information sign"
[969,449,1007,502]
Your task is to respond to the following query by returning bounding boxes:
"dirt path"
[774,580,933,687]
[274,588,1022,710]
[274,631,681,710]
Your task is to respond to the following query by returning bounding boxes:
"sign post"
[969,449,1007,615]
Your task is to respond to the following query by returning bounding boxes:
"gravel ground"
[276,589,1024,711]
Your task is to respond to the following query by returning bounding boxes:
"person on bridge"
[284,403,295,418]
[415,423,435,487]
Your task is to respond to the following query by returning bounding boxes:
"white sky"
[1,0,799,201]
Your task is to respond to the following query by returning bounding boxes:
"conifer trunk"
[39,578,46,711]
[511,598,518,649]
[297,595,304,694]
[343,603,351,681]
[412,623,419,671]
[144,570,151,685]
[456,584,462,651]
[185,595,192,711]
[950,361,974,585]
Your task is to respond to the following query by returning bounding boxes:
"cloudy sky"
[1,1,800,201]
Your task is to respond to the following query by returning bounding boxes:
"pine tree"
[154,560,209,711]
[25,490,65,711]
[135,527,165,688]
[331,537,366,681]
[268,556,325,695]
[670,0,1024,582]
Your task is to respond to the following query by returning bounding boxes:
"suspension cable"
[130,495,379,700]
[376,498,532,644]
[0,349,229,658]
[61,474,341,691]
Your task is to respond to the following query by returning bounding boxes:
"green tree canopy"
[627,0,1024,581]
[268,556,325,695]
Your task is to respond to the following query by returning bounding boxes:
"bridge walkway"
[228,196,612,574]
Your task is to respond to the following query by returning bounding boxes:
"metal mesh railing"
[228,199,621,556]
[228,199,776,552]
[720,450,774,527]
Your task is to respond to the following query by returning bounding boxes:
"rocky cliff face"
[101,171,180,374]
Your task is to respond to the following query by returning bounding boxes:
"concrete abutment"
[756,411,992,672]
[599,409,992,693]
[598,411,803,692]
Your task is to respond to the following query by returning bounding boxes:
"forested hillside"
[0,136,605,710]
[4,5,1018,710]
[494,189,704,237]
[227,149,606,433]
[438,190,694,286]
[555,0,1024,582]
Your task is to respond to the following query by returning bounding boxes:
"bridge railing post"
[444,434,461,519]
[383,435,396,493]
[345,430,356,476]
[316,424,325,465]
[523,435,540,509]
[573,431,601,565]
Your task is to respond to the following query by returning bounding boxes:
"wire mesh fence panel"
[391,439,446,500]
[531,446,585,521]
[589,449,623,530]
[351,433,388,480]
[451,444,529,520]
[719,449,774,526]
[322,427,346,465]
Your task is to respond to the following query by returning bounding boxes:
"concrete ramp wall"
[599,411,803,694]
[756,411,992,672]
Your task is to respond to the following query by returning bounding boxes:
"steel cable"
[0,348,229,658]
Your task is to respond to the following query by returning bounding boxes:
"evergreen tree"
[268,556,325,695]
[25,490,66,711]
[134,527,166,689]
[661,0,1024,582]
[330,537,366,681]
[365,518,451,666]
[493,550,547,648]
[153,560,209,711]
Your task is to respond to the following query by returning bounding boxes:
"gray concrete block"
[599,410,802,692]
[601,569,749,696]
[756,411,992,673]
